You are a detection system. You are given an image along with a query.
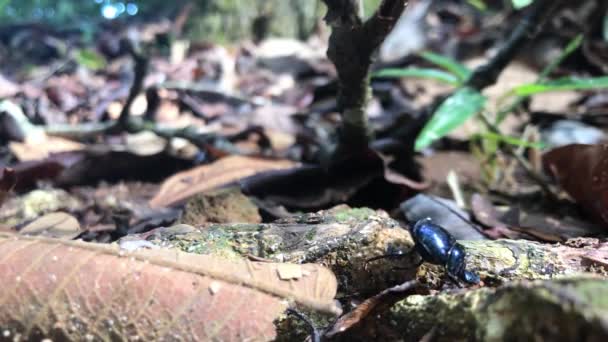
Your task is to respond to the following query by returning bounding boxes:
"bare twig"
[116,39,149,131]
[39,41,215,150]
[465,0,563,90]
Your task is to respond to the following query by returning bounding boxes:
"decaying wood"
[146,206,416,295]
[148,206,608,340]
[6,206,607,341]
[148,206,608,292]
[383,277,608,341]
[448,238,608,287]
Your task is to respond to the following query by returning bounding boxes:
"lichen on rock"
[386,277,608,341]
[150,205,417,294]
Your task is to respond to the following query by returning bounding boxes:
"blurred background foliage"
[0,0,384,42]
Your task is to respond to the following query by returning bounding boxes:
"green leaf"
[418,51,471,81]
[467,0,487,11]
[0,0,9,11]
[74,49,107,71]
[475,131,546,149]
[495,34,583,125]
[514,76,608,96]
[373,67,461,86]
[538,34,583,81]
[415,87,487,151]
[512,0,533,9]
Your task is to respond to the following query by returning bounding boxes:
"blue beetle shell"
[411,218,456,266]
[461,270,481,284]
[446,243,466,277]
[410,218,479,284]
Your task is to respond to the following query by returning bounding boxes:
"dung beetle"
[410,218,480,284]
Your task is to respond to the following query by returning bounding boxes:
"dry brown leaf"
[19,212,82,240]
[9,135,85,161]
[0,233,338,341]
[417,152,481,185]
[276,264,303,280]
[325,280,419,338]
[543,143,608,226]
[150,155,297,208]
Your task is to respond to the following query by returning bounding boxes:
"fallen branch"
[39,117,215,151]
[132,206,608,340]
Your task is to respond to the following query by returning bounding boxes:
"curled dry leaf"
[150,155,297,208]
[19,212,82,240]
[543,143,608,226]
[0,233,339,341]
[325,280,419,338]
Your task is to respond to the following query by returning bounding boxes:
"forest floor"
[1,1,608,341]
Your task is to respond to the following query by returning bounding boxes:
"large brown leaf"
[241,147,422,212]
[0,233,338,341]
[543,143,608,226]
[149,155,297,208]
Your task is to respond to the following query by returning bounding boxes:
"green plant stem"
[495,34,583,125]
[478,114,559,201]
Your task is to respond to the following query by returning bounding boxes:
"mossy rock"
[386,276,608,342]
